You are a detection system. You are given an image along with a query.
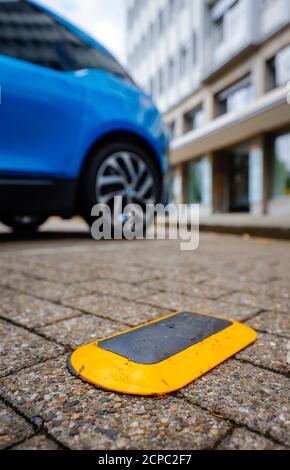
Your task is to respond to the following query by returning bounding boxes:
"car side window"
[0,0,67,70]
[0,0,130,80]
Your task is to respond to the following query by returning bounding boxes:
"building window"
[179,44,189,77]
[149,78,154,97]
[192,32,197,66]
[168,0,175,24]
[151,75,159,99]
[267,45,290,90]
[127,0,144,28]
[216,76,253,116]
[158,8,166,37]
[158,68,165,95]
[214,16,224,44]
[168,56,177,88]
[187,160,203,204]
[184,106,205,133]
[271,132,290,199]
[167,121,176,140]
[211,0,246,58]
[149,23,155,48]
[180,0,187,9]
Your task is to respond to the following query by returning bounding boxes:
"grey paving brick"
[62,295,168,326]
[0,357,230,450]
[218,428,286,450]
[0,289,81,328]
[237,332,290,374]
[247,312,290,338]
[0,403,33,449]
[91,265,161,284]
[220,292,290,314]
[0,271,94,302]
[140,292,260,321]
[72,279,160,302]
[179,360,290,446]
[0,320,64,377]
[207,278,290,301]
[38,315,125,349]
[162,272,209,284]
[141,279,230,300]
[12,434,61,450]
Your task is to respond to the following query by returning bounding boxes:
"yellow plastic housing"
[68,311,256,396]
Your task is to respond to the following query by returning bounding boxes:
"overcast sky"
[38,0,127,64]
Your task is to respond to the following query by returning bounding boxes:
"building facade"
[126,0,290,215]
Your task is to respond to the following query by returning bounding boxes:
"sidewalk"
[171,214,290,240]
[0,225,289,450]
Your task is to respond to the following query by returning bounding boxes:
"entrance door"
[229,153,250,212]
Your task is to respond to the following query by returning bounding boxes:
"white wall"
[127,0,203,112]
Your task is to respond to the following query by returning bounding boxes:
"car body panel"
[0,58,166,179]
[68,69,167,177]
[0,55,85,178]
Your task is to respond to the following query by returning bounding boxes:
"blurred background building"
[126,0,290,216]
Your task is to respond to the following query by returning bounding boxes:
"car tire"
[80,142,162,236]
[0,215,48,233]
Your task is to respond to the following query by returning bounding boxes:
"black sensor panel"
[99,312,232,365]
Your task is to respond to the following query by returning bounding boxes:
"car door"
[0,55,84,178]
[0,1,84,179]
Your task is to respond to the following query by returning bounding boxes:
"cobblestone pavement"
[0,223,289,450]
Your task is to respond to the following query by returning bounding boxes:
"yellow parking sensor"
[68,311,256,396]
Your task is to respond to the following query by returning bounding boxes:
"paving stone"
[220,292,290,314]
[0,357,230,450]
[140,292,207,311]
[140,292,260,321]
[179,360,290,446]
[12,434,61,450]
[247,312,290,338]
[18,261,161,286]
[0,272,95,302]
[38,315,125,349]
[0,289,81,328]
[0,403,33,449]
[72,279,160,302]
[263,280,290,300]
[237,332,290,375]
[162,272,209,284]
[12,259,109,285]
[93,265,161,285]
[140,279,230,300]
[0,320,64,377]
[195,302,260,322]
[207,278,290,301]
[218,428,286,450]
[205,278,263,295]
[62,296,168,326]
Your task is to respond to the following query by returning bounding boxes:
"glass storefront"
[187,157,212,206]
[229,153,250,212]
[187,160,202,204]
[271,132,290,198]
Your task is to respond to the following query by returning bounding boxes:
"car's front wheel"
[81,142,162,236]
[0,215,48,233]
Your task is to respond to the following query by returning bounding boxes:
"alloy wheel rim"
[96,152,156,210]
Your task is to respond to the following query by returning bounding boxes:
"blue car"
[0,0,166,232]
